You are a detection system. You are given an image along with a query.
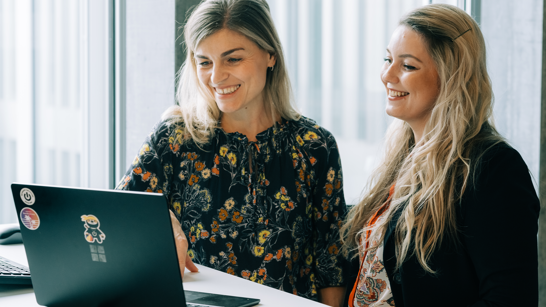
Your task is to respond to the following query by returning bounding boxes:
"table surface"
[0,224,326,307]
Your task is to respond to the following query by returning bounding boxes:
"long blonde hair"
[341,4,504,272]
[163,0,300,145]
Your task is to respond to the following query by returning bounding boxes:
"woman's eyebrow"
[398,54,422,63]
[195,48,245,59]
[221,48,244,57]
[385,48,422,63]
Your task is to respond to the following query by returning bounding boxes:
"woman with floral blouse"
[116,0,348,305]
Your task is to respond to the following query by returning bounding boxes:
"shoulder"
[470,142,527,185]
[474,141,518,163]
[289,116,338,145]
[147,119,198,151]
[287,116,342,172]
[463,141,539,213]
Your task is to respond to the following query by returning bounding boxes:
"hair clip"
[451,28,472,42]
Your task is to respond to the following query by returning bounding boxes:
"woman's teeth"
[215,85,240,95]
[389,89,409,97]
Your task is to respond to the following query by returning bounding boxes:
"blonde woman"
[116,0,347,305]
[341,4,539,307]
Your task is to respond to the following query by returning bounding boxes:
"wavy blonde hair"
[341,4,504,272]
[163,0,300,145]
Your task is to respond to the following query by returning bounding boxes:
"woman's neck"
[220,106,277,142]
[409,121,425,144]
[413,130,423,144]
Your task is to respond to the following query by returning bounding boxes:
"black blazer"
[381,143,540,307]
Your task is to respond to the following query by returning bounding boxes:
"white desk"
[0,243,327,307]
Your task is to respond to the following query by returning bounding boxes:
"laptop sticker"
[20,188,35,206]
[20,207,40,230]
[81,215,106,244]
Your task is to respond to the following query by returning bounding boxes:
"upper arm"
[306,129,348,288]
[115,122,175,196]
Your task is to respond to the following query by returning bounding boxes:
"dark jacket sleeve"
[463,145,540,307]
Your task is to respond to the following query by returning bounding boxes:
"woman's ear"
[268,53,277,68]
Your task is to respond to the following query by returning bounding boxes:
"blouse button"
[393,273,402,284]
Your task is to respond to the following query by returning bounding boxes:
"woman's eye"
[383,58,392,64]
[404,64,416,70]
[198,61,210,67]
[228,58,242,63]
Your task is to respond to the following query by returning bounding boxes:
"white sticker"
[20,207,40,230]
[20,188,35,206]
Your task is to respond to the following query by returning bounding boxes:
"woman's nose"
[211,63,228,85]
[381,63,398,85]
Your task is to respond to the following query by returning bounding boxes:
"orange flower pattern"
[116,117,347,301]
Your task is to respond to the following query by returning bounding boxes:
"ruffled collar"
[214,118,292,144]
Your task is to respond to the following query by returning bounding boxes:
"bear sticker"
[81,215,106,244]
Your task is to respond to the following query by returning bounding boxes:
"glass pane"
[0,0,31,223]
[122,0,175,177]
[0,0,87,223]
[34,0,82,188]
[481,0,542,185]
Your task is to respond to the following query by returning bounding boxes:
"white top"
[351,208,395,307]
[352,234,394,306]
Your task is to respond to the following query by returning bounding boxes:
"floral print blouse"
[116,116,348,301]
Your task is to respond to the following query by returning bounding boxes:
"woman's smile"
[213,84,241,96]
[387,88,410,100]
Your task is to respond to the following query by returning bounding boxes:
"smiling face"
[380,26,440,139]
[194,28,276,116]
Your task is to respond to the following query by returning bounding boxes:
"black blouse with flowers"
[116,116,348,300]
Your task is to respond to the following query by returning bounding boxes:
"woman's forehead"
[195,29,256,56]
[388,26,428,58]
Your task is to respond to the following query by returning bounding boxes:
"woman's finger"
[185,254,199,273]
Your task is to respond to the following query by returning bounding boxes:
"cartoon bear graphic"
[81,215,106,244]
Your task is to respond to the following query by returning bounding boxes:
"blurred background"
[1,0,540,219]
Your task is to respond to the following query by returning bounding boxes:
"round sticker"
[20,208,40,230]
[20,188,35,206]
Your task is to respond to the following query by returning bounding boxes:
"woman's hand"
[319,286,346,307]
[169,210,199,278]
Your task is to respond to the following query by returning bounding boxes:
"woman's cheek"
[197,70,207,84]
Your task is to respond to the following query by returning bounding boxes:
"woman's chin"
[385,106,401,120]
[216,101,241,115]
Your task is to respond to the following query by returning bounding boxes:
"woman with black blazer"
[341,4,540,307]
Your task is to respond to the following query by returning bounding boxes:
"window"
[480,0,542,186]
[0,0,22,223]
[0,0,113,223]
[117,0,175,181]
[34,0,83,188]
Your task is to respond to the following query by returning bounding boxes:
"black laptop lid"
[11,183,186,307]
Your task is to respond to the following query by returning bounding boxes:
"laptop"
[10,183,260,307]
